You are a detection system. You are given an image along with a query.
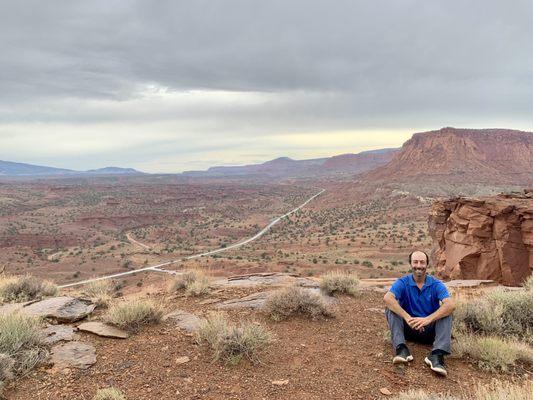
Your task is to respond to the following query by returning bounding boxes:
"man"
[383,250,455,376]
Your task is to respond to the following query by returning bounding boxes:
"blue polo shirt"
[389,274,450,317]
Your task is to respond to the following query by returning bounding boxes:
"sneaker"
[393,344,413,364]
[424,352,447,376]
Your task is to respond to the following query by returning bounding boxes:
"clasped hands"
[405,315,433,332]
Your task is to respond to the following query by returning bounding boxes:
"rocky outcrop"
[429,192,533,286]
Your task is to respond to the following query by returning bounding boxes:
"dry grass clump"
[523,274,533,290]
[454,288,533,343]
[168,270,211,297]
[197,313,272,365]
[453,333,533,372]
[0,353,14,394]
[320,270,359,296]
[82,280,114,308]
[103,300,163,332]
[393,381,532,399]
[391,390,457,400]
[0,313,46,381]
[93,387,126,400]
[0,274,58,303]
[265,286,333,321]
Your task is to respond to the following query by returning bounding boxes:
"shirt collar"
[408,274,430,288]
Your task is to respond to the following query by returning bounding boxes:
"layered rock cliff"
[365,127,533,184]
[429,191,533,286]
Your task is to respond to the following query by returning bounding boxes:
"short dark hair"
[408,250,430,266]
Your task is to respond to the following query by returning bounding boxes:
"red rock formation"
[365,127,533,184]
[428,191,533,286]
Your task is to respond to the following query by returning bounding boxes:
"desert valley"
[0,127,532,399]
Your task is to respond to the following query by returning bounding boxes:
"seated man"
[383,250,455,376]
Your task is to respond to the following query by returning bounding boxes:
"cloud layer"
[1,0,532,172]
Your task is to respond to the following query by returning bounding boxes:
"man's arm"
[384,291,415,327]
[410,297,455,330]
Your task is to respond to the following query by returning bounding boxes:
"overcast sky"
[1,0,532,172]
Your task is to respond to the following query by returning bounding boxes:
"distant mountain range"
[183,148,399,178]
[0,160,142,176]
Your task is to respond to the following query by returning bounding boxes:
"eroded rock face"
[429,192,533,286]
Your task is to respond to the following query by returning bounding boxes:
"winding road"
[58,189,324,289]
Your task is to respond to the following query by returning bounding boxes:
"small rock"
[176,356,190,364]
[41,324,78,344]
[163,310,204,332]
[380,388,392,396]
[50,342,96,369]
[271,380,289,386]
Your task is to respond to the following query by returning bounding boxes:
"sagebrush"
[168,270,210,296]
[104,300,163,332]
[265,286,333,321]
[93,387,127,400]
[320,270,359,296]
[197,313,272,364]
[0,275,57,303]
[82,280,114,307]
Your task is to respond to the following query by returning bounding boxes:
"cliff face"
[365,127,533,184]
[428,191,533,286]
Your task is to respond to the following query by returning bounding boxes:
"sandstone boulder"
[429,193,532,286]
[77,321,130,339]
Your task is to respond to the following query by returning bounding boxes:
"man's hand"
[410,316,433,331]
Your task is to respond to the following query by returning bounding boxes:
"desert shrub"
[523,274,533,290]
[82,280,114,308]
[104,300,163,332]
[473,380,533,400]
[168,270,210,296]
[0,275,58,303]
[0,313,42,356]
[0,353,14,394]
[453,333,533,372]
[265,286,333,321]
[454,288,533,343]
[93,387,126,400]
[391,390,457,400]
[197,313,272,365]
[320,271,359,296]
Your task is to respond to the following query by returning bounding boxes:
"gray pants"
[385,308,452,354]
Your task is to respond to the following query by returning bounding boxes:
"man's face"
[411,251,428,279]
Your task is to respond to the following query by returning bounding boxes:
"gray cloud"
[1,0,532,171]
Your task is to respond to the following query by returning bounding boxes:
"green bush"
[197,313,272,365]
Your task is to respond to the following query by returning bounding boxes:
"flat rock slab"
[41,325,78,345]
[163,310,204,333]
[216,291,273,310]
[77,322,130,339]
[214,273,319,288]
[50,342,96,369]
[445,280,496,288]
[22,297,96,322]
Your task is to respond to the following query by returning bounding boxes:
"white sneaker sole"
[424,357,448,376]
[393,355,413,364]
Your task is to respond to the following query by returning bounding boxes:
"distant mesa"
[0,160,143,177]
[363,127,533,185]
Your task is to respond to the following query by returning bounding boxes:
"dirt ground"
[5,288,526,400]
